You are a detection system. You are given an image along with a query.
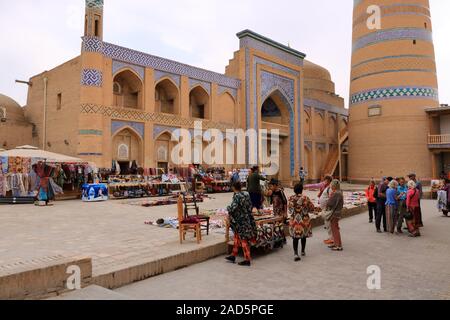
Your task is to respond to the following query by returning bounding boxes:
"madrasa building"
[0,0,349,184]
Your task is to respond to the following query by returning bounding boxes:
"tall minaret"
[348,0,439,182]
[84,0,104,39]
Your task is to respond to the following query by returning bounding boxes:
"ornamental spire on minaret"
[84,0,104,39]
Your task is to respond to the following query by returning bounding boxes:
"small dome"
[0,93,26,121]
[303,60,332,81]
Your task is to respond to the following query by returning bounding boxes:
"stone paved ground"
[0,194,234,276]
[115,200,450,300]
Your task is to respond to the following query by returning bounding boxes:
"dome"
[0,93,26,121]
[303,60,332,81]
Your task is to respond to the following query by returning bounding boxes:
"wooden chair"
[182,192,210,235]
[178,195,201,244]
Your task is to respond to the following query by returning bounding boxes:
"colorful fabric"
[232,234,251,261]
[21,158,31,174]
[0,156,8,174]
[288,194,315,239]
[0,174,6,197]
[9,157,22,173]
[397,185,408,201]
[227,191,257,241]
[271,189,287,218]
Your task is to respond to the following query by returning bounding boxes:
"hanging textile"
[21,157,31,174]
[0,156,8,174]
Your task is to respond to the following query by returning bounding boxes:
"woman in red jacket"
[365,180,377,223]
[406,180,421,237]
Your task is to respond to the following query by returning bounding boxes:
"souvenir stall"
[0,146,88,204]
[225,207,286,252]
[107,173,187,199]
[202,167,231,193]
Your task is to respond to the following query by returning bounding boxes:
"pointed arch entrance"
[260,89,294,182]
[112,128,143,174]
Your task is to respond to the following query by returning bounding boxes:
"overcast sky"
[1,0,449,107]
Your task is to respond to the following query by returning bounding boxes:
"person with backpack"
[365,180,377,223]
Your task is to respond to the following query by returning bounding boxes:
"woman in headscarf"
[226,182,257,267]
[289,183,316,261]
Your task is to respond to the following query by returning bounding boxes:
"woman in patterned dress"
[289,183,316,261]
[226,182,257,267]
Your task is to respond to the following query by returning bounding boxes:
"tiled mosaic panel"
[82,37,240,89]
[81,69,103,87]
[260,71,295,107]
[86,0,103,9]
[111,120,145,138]
[189,79,211,95]
[240,36,304,67]
[154,71,181,87]
[350,86,439,105]
[112,60,145,80]
[353,28,433,52]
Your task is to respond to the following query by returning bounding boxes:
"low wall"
[0,256,92,300]
[92,241,228,290]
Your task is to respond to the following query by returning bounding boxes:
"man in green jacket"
[247,166,266,210]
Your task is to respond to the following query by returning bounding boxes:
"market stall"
[108,175,187,199]
[0,146,90,204]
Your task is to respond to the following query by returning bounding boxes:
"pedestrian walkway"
[112,200,450,300]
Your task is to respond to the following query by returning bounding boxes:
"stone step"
[48,285,132,300]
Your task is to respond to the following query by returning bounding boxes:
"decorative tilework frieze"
[81,37,240,89]
[81,69,103,87]
[238,30,305,67]
[80,104,237,132]
[353,28,433,52]
[111,120,145,138]
[112,60,145,80]
[189,79,211,95]
[350,87,439,105]
[86,0,103,9]
[154,70,181,87]
[78,153,103,156]
[79,129,103,136]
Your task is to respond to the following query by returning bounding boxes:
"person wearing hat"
[246,166,266,210]
[408,173,424,228]
[267,179,288,219]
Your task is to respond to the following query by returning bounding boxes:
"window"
[192,104,205,119]
[413,39,417,45]
[118,144,129,160]
[368,105,382,117]
[0,107,6,122]
[424,22,427,29]
[57,93,62,110]
[94,15,100,37]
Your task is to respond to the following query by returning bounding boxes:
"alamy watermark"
[367,265,382,290]
[168,121,281,176]
[366,5,382,30]
[66,265,81,291]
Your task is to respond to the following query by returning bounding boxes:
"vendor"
[225,182,257,267]
[247,166,266,210]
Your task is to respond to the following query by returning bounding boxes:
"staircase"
[321,126,349,178]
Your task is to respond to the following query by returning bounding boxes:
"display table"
[82,184,108,202]
[225,214,286,251]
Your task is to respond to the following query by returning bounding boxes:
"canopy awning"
[0,146,85,164]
